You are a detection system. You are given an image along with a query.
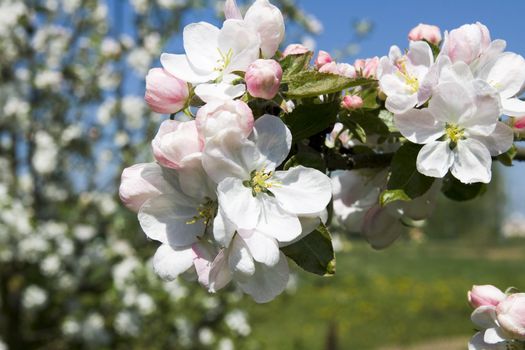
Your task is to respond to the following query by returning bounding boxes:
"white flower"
[32,130,58,174]
[395,80,513,184]
[161,20,260,84]
[22,285,48,310]
[378,41,435,114]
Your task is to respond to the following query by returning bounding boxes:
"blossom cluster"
[121,0,332,303]
[467,285,525,349]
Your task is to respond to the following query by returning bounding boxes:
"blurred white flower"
[22,285,48,310]
[122,96,146,129]
[198,327,215,345]
[127,47,152,75]
[225,310,251,336]
[73,224,96,241]
[32,131,58,174]
[115,311,140,337]
[218,338,235,350]
[40,254,61,276]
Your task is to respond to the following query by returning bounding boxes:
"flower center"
[445,123,465,144]
[243,169,280,197]
[186,198,217,225]
[395,58,419,93]
[214,48,234,74]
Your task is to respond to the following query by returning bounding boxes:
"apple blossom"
[195,99,254,140]
[325,122,352,149]
[395,80,513,183]
[341,95,363,110]
[161,20,260,84]
[515,117,525,129]
[496,293,525,341]
[144,68,189,114]
[151,119,204,169]
[315,50,333,68]
[282,43,310,57]
[224,0,242,20]
[243,0,285,58]
[354,57,379,78]
[469,285,507,308]
[408,23,442,45]
[245,59,282,100]
[377,41,434,114]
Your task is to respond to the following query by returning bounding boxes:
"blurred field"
[243,239,525,350]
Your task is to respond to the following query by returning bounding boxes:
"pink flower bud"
[315,50,333,68]
[441,22,492,64]
[145,68,189,114]
[515,116,525,129]
[282,43,310,57]
[119,163,172,212]
[196,99,254,140]
[496,293,525,340]
[468,285,506,308]
[319,62,356,79]
[408,23,442,45]
[152,120,204,169]
[341,95,363,110]
[245,59,282,100]
[354,57,379,78]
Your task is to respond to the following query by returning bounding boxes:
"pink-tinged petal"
[138,194,204,247]
[245,59,282,100]
[152,120,203,169]
[496,293,525,341]
[468,122,513,156]
[191,242,215,287]
[395,109,445,144]
[119,162,176,212]
[416,141,454,178]
[272,166,332,216]
[228,235,255,281]
[224,0,242,20]
[451,138,492,184]
[237,251,289,303]
[196,99,254,140]
[515,116,525,129]
[208,249,232,292]
[408,23,442,45]
[217,177,262,231]
[152,244,194,281]
[244,0,285,58]
[252,114,292,169]
[145,68,189,114]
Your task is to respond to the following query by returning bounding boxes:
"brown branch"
[515,146,525,162]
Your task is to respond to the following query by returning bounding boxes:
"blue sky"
[297,0,525,214]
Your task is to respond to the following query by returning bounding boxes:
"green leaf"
[497,144,517,167]
[423,39,441,59]
[282,101,340,141]
[360,88,380,110]
[387,142,435,199]
[285,71,375,98]
[281,52,313,81]
[281,224,336,276]
[339,109,389,143]
[380,189,411,206]
[442,175,486,201]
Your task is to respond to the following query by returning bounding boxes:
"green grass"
[243,240,525,350]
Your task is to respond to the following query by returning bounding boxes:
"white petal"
[177,154,217,200]
[482,52,525,98]
[241,231,280,266]
[395,109,445,144]
[238,251,289,303]
[219,19,261,73]
[471,306,498,330]
[244,0,285,58]
[252,115,292,169]
[416,141,454,178]
[468,332,507,350]
[501,97,525,117]
[228,235,255,280]
[484,328,508,345]
[212,208,236,247]
[160,53,217,83]
[192,242,215,287]
[217,177,261,230]
[138,194,204,247]
[460,79,500,130]
[468,122,513,156]
[362,205,405,249]
[407,40,433,68]
[256,195,302,243]
[208,249,232,292]
[385,93,419,114]
[152,244,194,281]
[183,22,221,70]
[202,129,257,183]
[429,81,475,124]
[224,0,243,20]
[194,83,246,103]
[451,139,492,184]
[272,166,332,215]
